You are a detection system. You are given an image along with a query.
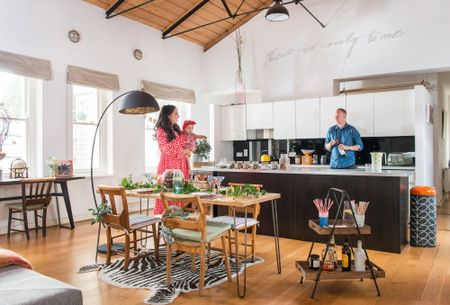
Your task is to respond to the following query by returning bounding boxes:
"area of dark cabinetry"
[214,171,408,253]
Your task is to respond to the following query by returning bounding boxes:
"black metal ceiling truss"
[104,0,325,39]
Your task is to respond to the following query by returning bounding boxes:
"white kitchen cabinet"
[221,104,246,141]
[319,96,346,137]
[374,90,415,136]
[295,98,320,138]
[246,102,274,129]
[346,93,375,137]
[273,100,296,139]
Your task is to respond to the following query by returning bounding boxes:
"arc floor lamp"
[90,90,160,263]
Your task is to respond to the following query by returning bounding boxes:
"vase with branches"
[234,29,246,104]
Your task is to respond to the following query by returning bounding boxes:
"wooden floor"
[2,214,450,305]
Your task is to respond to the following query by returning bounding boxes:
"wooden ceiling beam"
[204,0,273,51]
[162,0,210,38]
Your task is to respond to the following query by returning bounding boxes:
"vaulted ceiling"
[83,0,274,51]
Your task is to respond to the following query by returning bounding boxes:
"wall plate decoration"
[68,30,81,43]
[134,49,143,60]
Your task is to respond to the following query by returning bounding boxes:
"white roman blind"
[67,65,120,91]
[0,49,52,80]
[141,80,196,104]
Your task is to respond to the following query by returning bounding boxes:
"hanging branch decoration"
[0,104,11,160]
[233,29,246,104]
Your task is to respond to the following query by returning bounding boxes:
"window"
[71,85,112,174]
[0,71,41,176]
[145,100,192,171]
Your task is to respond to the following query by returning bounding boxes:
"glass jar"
[161,169,184,193]
[279,154,290,170]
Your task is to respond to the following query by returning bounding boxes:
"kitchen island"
[194,166,413,253]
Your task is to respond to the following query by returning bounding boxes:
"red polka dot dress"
[154,127,189,215]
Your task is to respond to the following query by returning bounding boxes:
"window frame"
[68,85,113,176]
[0,72,41,177]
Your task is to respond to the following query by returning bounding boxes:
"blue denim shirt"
[324,124,364,169]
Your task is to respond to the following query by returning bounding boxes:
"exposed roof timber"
[162,0,210,38]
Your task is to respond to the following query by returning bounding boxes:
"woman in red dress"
[154,105,190,214]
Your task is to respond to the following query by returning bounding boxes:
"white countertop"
[193,166,414,178]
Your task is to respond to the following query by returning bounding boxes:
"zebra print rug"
[98,249,263,305]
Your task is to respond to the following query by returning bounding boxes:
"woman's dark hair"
[155,105,181,142]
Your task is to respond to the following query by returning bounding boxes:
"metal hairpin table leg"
[271,199,281,274]
[233,206,248,298]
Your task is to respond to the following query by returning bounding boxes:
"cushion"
[172,222,231,243]
[0,248,33,270]
[6,202,45,211]
[129,214,161,230]
[0,265,83,305]
[208,216,259,230]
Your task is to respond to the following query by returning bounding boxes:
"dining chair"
[208,183,263,260]
[7,177,56,240]
[97,185,161,271]
[161,193,232,295]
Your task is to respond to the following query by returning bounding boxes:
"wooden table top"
[126,190,281,208]
[0,176,85,186]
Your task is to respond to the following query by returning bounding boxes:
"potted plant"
[193,139,211,162]
[46,157,59,177]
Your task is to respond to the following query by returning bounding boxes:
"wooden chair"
[209,183,263,260]
[97,185,161,271]
[7,177,55,240]
[161,193,231,296]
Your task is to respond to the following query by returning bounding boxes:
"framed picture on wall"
[56,160,74,177]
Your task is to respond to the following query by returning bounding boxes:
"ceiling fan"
[103,0,325,40]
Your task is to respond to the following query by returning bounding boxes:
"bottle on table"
[341,238,352,272]
[354,240,366,272]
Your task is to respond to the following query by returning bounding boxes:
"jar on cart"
[279,154,290,170]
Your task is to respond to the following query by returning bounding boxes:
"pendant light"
[265,0,290,22]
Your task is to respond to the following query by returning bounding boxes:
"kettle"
[261,152,271,162]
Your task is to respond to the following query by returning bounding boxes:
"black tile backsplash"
[233,136,415,165]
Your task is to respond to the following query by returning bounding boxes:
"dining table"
[125,189,282,298]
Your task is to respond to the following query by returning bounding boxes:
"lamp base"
[97,243,125,254]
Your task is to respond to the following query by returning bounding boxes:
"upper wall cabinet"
[374,90,415,137]
[221,104,246,141]
[296,98,320,139]
[319,96,346,137]
[246,102,274,130]
[274,100,296,139]
[346,93,375,137]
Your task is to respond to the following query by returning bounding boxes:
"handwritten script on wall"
[264,29,405,66]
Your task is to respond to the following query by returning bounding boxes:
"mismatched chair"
[7,177,55,240]
[161,193,232,295]
[208,183,263,260]
[97,185,161,271]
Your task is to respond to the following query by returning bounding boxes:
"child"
[182,120,207,155]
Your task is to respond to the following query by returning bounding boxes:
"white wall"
[203,0,450,100]
[0,0,205,233]
[202,0,450,194]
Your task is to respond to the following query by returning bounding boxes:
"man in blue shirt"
[324,108,364,169]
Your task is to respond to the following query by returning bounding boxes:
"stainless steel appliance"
[387,152,414,166]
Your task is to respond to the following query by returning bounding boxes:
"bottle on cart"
[354,240,366,272]
[341,238,352,272]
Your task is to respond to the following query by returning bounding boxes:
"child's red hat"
[182,120,196,131]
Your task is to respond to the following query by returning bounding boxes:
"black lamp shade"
[118,90,160,114]
[265,0,290,22]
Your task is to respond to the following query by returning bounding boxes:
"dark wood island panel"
[213,171,409,253]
